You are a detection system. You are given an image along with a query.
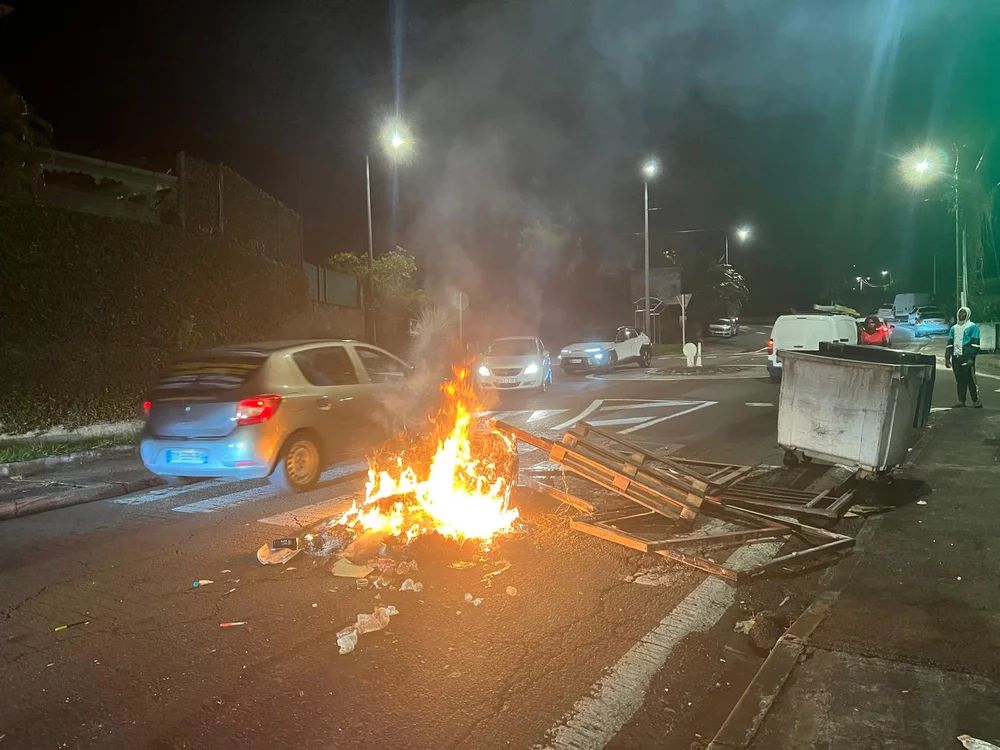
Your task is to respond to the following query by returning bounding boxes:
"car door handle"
[316,397,333,411]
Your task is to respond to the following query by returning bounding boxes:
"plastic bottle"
[192,579,214,588]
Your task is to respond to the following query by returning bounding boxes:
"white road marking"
[113,478,231,505]
[528,409,568,423]
[258,493,359,528]
[619,401,716,434]
[587,416,655,427]
[745,402,774,407]
[930,407,952,413]
[552,400,604,431]
[540,541,782,750]
[601,400,692,412]
[171,460,367,514]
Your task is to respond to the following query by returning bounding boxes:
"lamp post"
[364,120,411,344]
[900,144,965,309]
[664,225,753,265]
[641,158,660,337]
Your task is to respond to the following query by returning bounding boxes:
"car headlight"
[478,365,490,377]
[584,347,602,353]
[594,352,604,361]
[524,362,539,375]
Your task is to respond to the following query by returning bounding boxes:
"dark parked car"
[140,340,411,492]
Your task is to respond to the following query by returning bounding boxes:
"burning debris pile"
[255,366,524,653]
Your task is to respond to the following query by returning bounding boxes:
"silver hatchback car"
[140,340,411,492]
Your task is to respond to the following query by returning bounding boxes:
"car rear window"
[154,353,267,394]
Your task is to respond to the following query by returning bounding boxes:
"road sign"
[453,291,470,311]
[675,293,692,308]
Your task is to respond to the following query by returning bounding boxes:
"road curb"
[707,516,883,749]
[0,475,162,521]
[0,444,136,478]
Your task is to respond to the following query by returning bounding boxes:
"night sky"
[3,0,999,315]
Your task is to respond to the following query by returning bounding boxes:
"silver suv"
[140,340,411,492]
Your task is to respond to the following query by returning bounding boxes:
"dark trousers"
[953,355,979,403]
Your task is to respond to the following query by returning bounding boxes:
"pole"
[643,180,651,337]
[932,253,937,296]
[962,228,969,309]
[953,149,962,314]
[365,155,377,344]
[680,296,687,349]
[724,234,729,265]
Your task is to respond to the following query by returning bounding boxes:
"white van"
[766,314,858,382]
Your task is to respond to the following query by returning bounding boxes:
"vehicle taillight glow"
[143,400,152,418]
[767,338,774,355]
[236,394,282,426]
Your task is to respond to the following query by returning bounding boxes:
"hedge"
[0,204,309,432]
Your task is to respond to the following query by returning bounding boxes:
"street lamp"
[365,118,412,343]
[663,224,753,265]
[899,143,965,308]
[640,157,660,337]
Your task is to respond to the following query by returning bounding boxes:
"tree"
[0,76,52,199]
[329,248,424,344]
[665,249,749,330]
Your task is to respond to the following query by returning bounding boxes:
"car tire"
[638,346,652,368]
[160,475,191,487]
[604,352,618,372]
[269,432,321,493]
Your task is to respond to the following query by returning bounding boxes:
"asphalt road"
[0,327,992,749]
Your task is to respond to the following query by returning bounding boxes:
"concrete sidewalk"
[711,408,1000,749]
[0,451,159,520]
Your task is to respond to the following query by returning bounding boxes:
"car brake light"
[767,338,774,355]
[236,394,282,425]
[143,400,152,418]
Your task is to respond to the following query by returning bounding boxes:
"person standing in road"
[945,306,982,408]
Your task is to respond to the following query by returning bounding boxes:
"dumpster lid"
[816,342,936,367]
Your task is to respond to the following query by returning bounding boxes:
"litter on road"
[219,621,247,628]
[256,538,303,565]
[191,579,213,588]
[331,559,376,578]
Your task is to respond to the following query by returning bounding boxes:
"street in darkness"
[3,2,1000,748]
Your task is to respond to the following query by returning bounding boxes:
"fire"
[337,366,519,544]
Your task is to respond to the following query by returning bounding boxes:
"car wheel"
[160,475,191,487]
[269,433,321,493]
[561,366,574,377]
[604,352,618,372]
[638,346,652,368]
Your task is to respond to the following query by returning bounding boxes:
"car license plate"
[496,377,517,384]
[166,449,208,465]
[568,358,584,364]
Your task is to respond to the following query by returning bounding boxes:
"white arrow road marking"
[527,409,568,423]
[551,399,605,431]
[258,492,359,528]
[619,401,717,434]
[588,416,657,427]
[600,400,692,412]
[745,402,774,407]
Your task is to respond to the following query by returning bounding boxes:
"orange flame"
[337,366,519,543]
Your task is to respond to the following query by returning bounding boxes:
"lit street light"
[365,118,412,344]
[640,157,660,337]
[735,225,752,244]
[899,143,965,308]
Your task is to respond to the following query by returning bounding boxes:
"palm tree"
[663,250,750,331]
[0,76,52,200]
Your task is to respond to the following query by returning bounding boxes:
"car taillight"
[142,400,152,418]
[236,394,282,426]
[767,338,774,355]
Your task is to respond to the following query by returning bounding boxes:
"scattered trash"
[957,576,963,581]
[219,621,247,628]
[304,525,355,557]
[916,500,927,505]
[337,626,359,654]
[400,578,424,592]
[311,603,318,608]
[257,538,302,565]
[505,586,518,597]
[223,588,237,597]
[385,605,399,616]
[449,561,477,569]
[221,569,232,573]
[778,595,790,608]
[282,567,297,572]
[374,557,396,573]
[734,617,756,634]
[331,558,376,579]
[357,607,392,634]
[464,593,483,607]
[958,735,1000,750]
[395,560,419,575]
[53,621,88,632]
[192,579,214,588]
[356,579,370,590]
